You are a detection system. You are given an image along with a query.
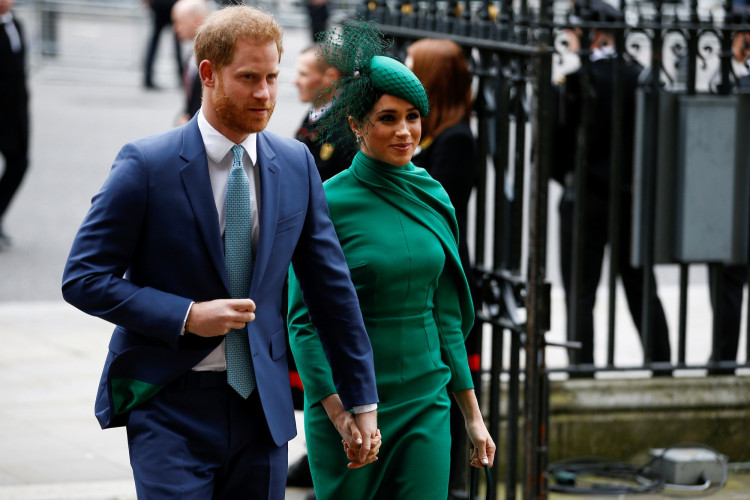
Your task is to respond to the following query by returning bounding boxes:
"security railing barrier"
[356,1,748,498]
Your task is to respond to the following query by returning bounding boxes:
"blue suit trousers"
[126,371,287,499]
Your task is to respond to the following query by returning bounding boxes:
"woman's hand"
[454,389,496,468]
[466,416,495,468]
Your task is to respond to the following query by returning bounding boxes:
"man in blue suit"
[62,6,379,498]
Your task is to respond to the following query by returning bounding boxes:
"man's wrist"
[352,403,377,414]
[181,301,195,336]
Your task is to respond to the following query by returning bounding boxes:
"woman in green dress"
[287,22,495,499]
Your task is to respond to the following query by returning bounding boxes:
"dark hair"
[407,38,472,140]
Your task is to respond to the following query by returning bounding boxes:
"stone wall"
[547,376,750,464]
[485,375,750,475]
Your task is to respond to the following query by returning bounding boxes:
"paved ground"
[0,301,311,500]
[0,3,748,500]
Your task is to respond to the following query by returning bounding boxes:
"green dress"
[288,152,475,500]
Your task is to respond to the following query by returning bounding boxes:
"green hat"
[369,55,429,117]
[311,20,429,157]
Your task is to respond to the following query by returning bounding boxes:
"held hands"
[343,428,381,469]
[320,395,381,469]
[348,409,380,468]
[185,299,256,337]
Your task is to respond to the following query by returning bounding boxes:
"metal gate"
[356,1,749,499]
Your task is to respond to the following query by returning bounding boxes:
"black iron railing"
[357,1,749,499]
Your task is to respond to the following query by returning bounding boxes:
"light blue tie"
[225,144,255,398]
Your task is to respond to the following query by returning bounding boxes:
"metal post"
[523,2,554,497]
[489,323,504,500]
[639,0,664,369]
[606,8,626,368]
[568,11,592,369]
[678,265,689,365]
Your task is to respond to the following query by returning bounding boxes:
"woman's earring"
[355,133,361,144]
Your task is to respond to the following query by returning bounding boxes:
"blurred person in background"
[143,0,182,89]
[0,0,28,250]
[294,44,354,182]
[406,38,477,300]
[708,27,750,91]
[552,0,672,376]
[706,7,750,375]
[172,0,209,125]
[306,0,329,42]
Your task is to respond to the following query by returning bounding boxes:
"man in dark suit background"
[553,0,671,374]
[143,0,182,89]
[171,0,207,126]
[0,0,29,249]
[293,44,354,182]
[305,0,329,42]
[63,6,379,498]
[707,13,750,375]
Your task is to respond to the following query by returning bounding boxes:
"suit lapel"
[251,132,281,294]
[179,120,230,292]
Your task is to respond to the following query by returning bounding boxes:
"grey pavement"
[0,4,748,500]
[0,301,310,500]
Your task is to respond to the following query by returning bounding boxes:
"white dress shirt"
[1,12,22,54]
[191,111,261,371]
[187,114,377,413]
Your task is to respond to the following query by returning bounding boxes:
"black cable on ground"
[548,456,664,495]
[547,443,729,497]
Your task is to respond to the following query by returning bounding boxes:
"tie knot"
[231,145,244,169]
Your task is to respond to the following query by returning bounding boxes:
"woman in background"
[406,38,478,281]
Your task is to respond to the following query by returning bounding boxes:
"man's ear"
[323,67,341,87]
[199,60,216,88]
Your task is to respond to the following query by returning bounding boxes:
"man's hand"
[320,395,380,468]
[186,299,255,337]
[352,410,378,464]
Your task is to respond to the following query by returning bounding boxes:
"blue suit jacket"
[62,117,377,446]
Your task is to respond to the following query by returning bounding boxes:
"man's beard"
[213,78,275,135]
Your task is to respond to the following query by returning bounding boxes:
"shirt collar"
[590,45,617,62]
[197,110,258,167]
[308,101,334,122]
[0,12,14,24]
[733,58,750,79]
